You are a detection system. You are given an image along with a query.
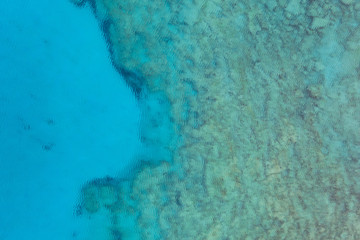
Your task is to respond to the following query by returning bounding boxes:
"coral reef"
[76,0,360,239]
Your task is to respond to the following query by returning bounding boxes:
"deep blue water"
[0,0,141,239]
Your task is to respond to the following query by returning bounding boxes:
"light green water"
[74,0,360,239]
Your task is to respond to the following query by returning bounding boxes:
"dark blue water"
[0,1,141,239]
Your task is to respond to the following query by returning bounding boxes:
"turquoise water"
[1,0,360,239]
[0,0,141,239]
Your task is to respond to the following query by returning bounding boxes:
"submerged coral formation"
[76,0,360,239]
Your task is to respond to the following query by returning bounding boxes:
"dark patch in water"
[47,119,54,125]
[175,191,182,207]
[71,0,87,7]
[74,204,83,216]
[89,175,119,186]
[111,229,123,240]
[73,0,145,98]
[42,143,54,151]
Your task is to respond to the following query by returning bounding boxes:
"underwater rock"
[80,176,122,214]
[75,0,360,239]
[69,0,86,7]
[311,16,330,29]
[340,0,355,5]
[306,84,323,99]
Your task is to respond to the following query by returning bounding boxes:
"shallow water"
[0,0,140,239]
[73,0,360,239]
[2,0,360,239]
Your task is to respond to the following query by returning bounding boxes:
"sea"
[0,0,140,239]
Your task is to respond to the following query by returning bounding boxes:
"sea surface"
[1,0,360,240]
[0,0,141,239]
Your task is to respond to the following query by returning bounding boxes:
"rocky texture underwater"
[74,0,360,239]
